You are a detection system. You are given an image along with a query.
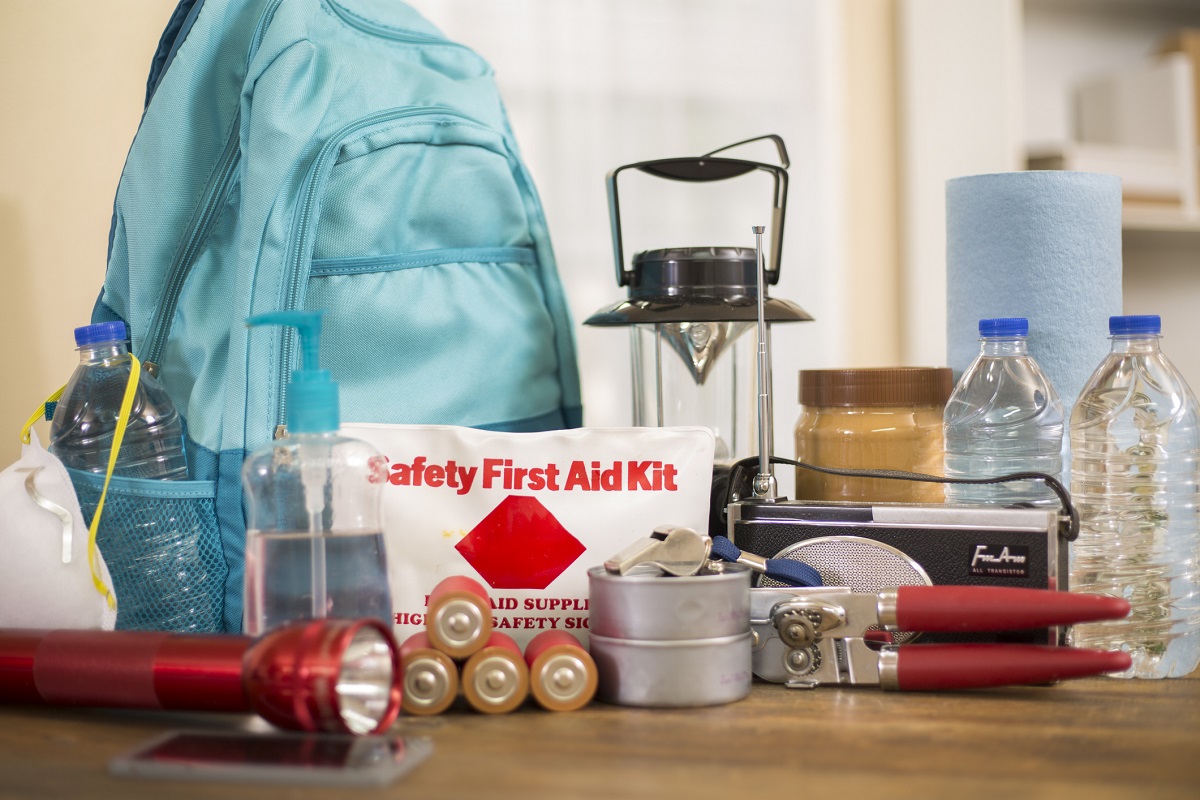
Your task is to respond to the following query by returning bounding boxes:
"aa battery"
[523,630,597,712]
[426,575,494,659]
[398,631,459,716]
[461,631,529,714]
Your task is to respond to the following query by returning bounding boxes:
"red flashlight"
[0,618,401,735]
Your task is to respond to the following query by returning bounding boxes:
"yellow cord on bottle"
[21,356,143,611]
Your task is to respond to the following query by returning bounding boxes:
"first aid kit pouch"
[90,0,582,631]
[342,424,716,648]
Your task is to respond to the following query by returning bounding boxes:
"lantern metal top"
[584,246,813,325]
[586,135,813,327]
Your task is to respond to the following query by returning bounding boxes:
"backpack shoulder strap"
[145,0,207,106]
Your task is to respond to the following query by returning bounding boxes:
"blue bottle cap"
[74,321,127,347]
[1110,315,1161,336]
[979,317,1028,337]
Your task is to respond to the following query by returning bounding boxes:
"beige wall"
[0,2,173,466]
[842,0,902,367]
[0,1,907,469]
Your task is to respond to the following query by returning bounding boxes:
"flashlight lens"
[336,627,396,735]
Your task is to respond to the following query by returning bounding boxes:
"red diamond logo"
[456,496,585,589]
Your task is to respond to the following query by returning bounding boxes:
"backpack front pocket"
[272,111,567,432]
[308,246,564,430]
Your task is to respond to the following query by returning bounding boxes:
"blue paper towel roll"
[946,171,1123,412]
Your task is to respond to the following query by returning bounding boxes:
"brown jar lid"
[799,367,953,407]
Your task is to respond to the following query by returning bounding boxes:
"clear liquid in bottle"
[1069,315,1200,678]
[944,318,1064,507]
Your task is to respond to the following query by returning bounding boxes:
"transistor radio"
[728,497,1068,645]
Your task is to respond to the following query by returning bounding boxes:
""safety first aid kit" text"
[386,457,680,495]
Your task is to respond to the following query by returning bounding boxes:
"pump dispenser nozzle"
[246,311,339,434]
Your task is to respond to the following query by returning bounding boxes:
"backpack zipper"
[274,105,489,429]
[141,0,286,371]
[248,0,286,63]
[142,130,241,371]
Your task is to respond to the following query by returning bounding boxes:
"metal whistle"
[604,526,713,577]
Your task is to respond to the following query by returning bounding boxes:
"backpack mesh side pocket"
[69,469,227,633]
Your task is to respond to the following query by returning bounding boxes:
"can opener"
[751,585,1132,690]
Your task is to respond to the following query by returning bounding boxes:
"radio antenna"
[752,225,778,501]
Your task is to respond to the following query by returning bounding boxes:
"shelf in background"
[1123,203,1200,234]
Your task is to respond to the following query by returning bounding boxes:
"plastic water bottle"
[1069,315,1200,678]
[49,321,219,633]
[49,321,188,479]
[943,318,1064,506]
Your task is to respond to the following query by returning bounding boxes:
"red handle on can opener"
[887,644,1131,691]
[891,586,1130,632]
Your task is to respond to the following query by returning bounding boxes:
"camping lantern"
[584,136,812,462]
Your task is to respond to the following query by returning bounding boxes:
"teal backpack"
[90,0,582,633]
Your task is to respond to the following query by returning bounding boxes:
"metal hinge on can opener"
[605,527,820,586]
[751,585,1132,691]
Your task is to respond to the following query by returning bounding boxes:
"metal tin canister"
[589,565,751,640]
[587,564,752,707]
[589,631,752,707]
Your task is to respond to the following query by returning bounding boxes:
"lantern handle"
[702,134,790,169]
[606,136,789,288]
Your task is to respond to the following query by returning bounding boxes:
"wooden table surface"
[1,673,1196,800]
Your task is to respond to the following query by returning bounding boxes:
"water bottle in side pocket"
[50,321,222,632]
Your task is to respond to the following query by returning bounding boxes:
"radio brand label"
[969,544,1030,578]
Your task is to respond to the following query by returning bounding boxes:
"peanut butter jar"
[794,367,952,503]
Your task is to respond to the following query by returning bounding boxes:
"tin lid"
[798,367,953,407]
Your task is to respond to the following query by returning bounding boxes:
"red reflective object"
[0,618,400,735]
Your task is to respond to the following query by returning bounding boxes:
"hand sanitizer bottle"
[242,311,392,636]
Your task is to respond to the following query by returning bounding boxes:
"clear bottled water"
[944,318,1064,506]
[49,321,188,479]
[1069,315,1200,678]
[48,321,222,633]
